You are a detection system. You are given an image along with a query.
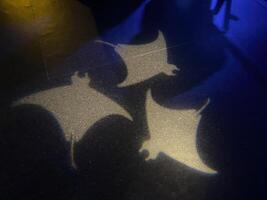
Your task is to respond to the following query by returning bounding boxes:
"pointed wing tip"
[124,112,133,121]
[117,82,127,88]
[188,163,218,175]
[12,98,26,107]
[117,77,136,88]
[201,168,218,175]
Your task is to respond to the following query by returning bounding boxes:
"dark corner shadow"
[74,115,142,199]
[0,104,75,200]
[197,98,267,200]
[78,0,145,34]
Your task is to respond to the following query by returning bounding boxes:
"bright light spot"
[140,90,217,174]
[115,31,178,87]
[14,72,132,141]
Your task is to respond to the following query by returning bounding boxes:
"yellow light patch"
[0,0,98,75]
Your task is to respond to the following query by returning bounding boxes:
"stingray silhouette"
[13,72,133,141]
[140,89,217,174]
[101,31,178,87]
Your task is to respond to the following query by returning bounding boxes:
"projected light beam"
[140,90,217,174]
[13,73,132,141]
[114,31,178,87]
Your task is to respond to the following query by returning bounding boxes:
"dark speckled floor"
[1,0,267,200]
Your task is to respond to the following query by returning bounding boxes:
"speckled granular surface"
[1,0,267,200]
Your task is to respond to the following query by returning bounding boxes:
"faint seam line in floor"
[127,40,196,59]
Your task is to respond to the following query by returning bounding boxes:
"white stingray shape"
[140,90,217,174]
[13,73,132,141]
[115,31,178,87]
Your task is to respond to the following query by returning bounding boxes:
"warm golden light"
[0,0,97,75]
